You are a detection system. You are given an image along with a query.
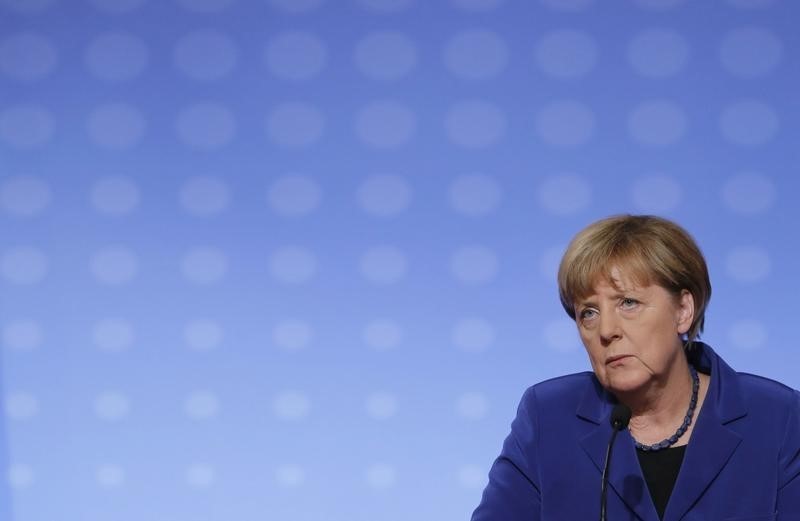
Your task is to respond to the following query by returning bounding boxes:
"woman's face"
[574,268,694,395]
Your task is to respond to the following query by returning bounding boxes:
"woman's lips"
[606,355,632,366]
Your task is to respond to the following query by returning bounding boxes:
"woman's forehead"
[576,265,652,300]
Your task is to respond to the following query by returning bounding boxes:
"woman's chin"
[604,370,649,396]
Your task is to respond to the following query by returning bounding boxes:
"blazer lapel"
[575,343,747,521]
[663,344,747,521]
[577,380,660,521]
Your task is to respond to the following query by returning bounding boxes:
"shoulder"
[517,372,598,416]
[736,371,798,402]
[735,371,800,419]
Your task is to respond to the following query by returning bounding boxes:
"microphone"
[600,404,631,521]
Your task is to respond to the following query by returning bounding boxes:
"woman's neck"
[619,357,696,442]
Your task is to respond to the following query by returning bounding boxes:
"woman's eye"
[620,298,639,309]
[579,308,597,320]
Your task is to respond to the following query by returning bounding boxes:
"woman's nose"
[598,311,622,343]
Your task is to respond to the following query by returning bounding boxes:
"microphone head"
[610,404,632,431]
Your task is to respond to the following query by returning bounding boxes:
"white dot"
[1,247,47,284]
[452,318,495,353]
[87,104,146,150]
[88,0,147,14]
[267,103,325,148]
[451,0,503,10]
[0,32,57,81]
[268,175,321,217]
[443,29,508,80]
[184,391,220,420]
[722,173,776,215]
[363,319,402,351]
[275,464,305,487]
[0,175,51,217]
[630,175,682,212]
[2,320,42,351]
[181,248,228,285]
[176,103,236,150]
[537,174,591,216]
[179,176,230,215]
[720,28,781,78]
[450,246,498,285]
[357,174,411,217]
[365,392,397,419]
[360,246,407,285]
[365,464,396,489]
[628,29,689,78]
[173,30,238,81]
[720,100,778,146]
[94,391,130,421]
[633,0,686,9]
[628,100,687,146]
[90,176,140,216]
[354,31,417,81]
[8,464,34,489]
[85,32,148,82]
[92,319,134,353]
[726,0,775,7]
[535,30,597,79]
[265,31,327,81]
[457,465,486,489]
[273,320,313,351]
[725,246,770,283]
[273,391,310,420]
[269,247,316,284]
[540,0,594,10]
[456,392,488,420]
[448,174,501,216]
[1,0,55,14]
[96,464,125,488]
[184,320,223,351]
[355,101,415,148]
[543,317,581,352]
[444,100,506,148]
[176,0,233,13]
[5,392,38,420]
[0,105,54,149]
[539,244,564,282]
[357,0,412,13]
[186,464,215,488]
[728,319,767,351]
[535,101,594,147]
[90,247,138,285]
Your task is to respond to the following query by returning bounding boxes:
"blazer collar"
[576,342,748,521]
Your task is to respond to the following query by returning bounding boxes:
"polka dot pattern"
[1,5,796,519]
[354,31,417,81]
[1,175,52,217]
[174,30,238,81]
[266,32,327,81]
[355,101,416,148]
[273,320,313,351]
[443,30,508,80]
[85,32,148,82]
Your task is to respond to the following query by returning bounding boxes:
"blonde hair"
[557,214,711,343]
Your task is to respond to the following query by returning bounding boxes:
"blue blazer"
[471,342,800,520]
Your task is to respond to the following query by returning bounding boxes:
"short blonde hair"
[557,214,711,342]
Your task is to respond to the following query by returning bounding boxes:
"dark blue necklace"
[632,365,699,452]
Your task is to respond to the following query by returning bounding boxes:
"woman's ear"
[676,289,695,335]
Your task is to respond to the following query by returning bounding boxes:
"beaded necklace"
[632,365,699,452]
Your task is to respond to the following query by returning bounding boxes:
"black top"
[636,444,687,520]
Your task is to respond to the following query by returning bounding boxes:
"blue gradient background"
[1,0,799,520]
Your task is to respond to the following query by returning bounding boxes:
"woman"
[471,215,800,521]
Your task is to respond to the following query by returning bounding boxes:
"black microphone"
[600,404,632,521]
